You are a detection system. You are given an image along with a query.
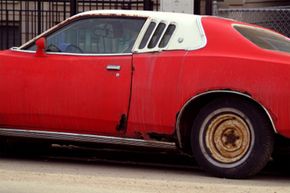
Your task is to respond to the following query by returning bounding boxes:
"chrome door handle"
[106,65,121,71]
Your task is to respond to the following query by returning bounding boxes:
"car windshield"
[234,25,290,54]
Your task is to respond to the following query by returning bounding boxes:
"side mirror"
[35,37,46,57]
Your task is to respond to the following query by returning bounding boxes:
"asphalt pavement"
[0,144,289,193]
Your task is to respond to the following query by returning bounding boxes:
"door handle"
[106,65,121,71]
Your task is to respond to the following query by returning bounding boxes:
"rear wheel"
[191,97,274,178]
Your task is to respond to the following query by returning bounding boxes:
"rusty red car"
[0,10,289,178]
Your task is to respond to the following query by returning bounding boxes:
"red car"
[0,10,289,178]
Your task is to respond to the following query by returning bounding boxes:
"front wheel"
[191,97,274,178]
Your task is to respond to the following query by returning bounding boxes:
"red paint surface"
[127,17,290,139]
[0,51,132,136]
[0,16,290,141]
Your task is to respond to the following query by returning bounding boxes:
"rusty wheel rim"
[205,113,251,164]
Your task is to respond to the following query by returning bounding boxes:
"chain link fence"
[216,6,290,38]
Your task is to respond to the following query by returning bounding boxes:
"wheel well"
[176,91,275,153]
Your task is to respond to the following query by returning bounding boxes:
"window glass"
[159,24,176,48]
[25,17,145,54]
[148,22,166,49]
[139,22,156,49]
[234,25,290,54]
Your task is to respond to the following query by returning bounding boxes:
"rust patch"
[148,132,175,142]
[205,113,251,163]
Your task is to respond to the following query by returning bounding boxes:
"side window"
[234,25,290,54]
[159,24,176,48]
[138,22,176,50]
[25,17,145,54]
[148,22,166,49]
[139,22,156,49]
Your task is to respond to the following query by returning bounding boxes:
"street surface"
[0,145,289,193]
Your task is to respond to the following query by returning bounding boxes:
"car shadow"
[1,143,290,180]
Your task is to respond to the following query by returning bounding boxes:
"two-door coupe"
[0,10,290,178]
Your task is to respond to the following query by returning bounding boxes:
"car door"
[0,17,145,136]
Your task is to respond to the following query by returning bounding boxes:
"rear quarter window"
[159,24,176,48]
[148,22,166,49]
[234,25,290,54]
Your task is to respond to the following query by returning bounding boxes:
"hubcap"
[205,113,251,164]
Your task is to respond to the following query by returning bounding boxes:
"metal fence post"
[143,0,153,10]
[70,0,78,16]
[205,0,213,15]
[37,0,41,34]
[194,0,201,14]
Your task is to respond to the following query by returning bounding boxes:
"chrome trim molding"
[196,16,207,50]
[10,48,133,57]
[0,128,176,150]
[175,90,277,148]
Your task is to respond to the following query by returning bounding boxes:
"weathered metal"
[205,113,251,163]
[0,10,289,178]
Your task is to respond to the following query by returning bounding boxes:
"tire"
[191,97,274,179]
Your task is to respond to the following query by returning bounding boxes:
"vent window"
[159,24,176,48]
[139,22,156,49]
[148,22,166,49]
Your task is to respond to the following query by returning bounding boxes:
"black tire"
[191,97,274,179]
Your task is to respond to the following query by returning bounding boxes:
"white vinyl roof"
[18,10,207,53]
[75,10,207,52]
[76,9,198,21]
